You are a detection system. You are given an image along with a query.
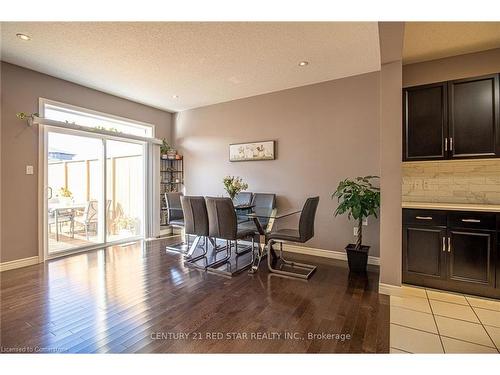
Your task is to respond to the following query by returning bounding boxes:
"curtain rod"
[33,116,163,145]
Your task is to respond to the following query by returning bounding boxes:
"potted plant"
[116,215,137,235]
[332,176,380,272]
[223,176,248,200]
[160,139,172,159]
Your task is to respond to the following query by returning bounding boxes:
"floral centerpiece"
[223,176,248,200]
[58,187,73,205]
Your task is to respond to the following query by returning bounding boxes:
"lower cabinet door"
[497,240,500,289]
[448,230,495,287]
[403,226,446,282]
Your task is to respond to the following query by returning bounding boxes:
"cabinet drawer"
[448,211,497,230]
[403,209,447,227]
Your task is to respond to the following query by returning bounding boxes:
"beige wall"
[403,48,500,87]
[379,61,403,287]
[0,62,173,263]
[174,72,381,257]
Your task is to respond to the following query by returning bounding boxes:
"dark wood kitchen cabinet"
[448,229,495,287]
[449,74,499,158]
[403,226,447,282]
[402,208,499,298]
[403,73,500,161]
[403,83,447,161]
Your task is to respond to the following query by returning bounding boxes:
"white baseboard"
[281,243,380,266]
[0,256,40,272]
[378,282,402,296]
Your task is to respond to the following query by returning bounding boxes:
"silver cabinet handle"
[450,137,453,151]
[461,218,481,223]
[442,237,446,252]
[445,138,448,152]
[416,216,433,220]
[448,237,451,252]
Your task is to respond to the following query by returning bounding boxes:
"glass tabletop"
[244,207,301,220]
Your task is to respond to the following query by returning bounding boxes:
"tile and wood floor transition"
[0,237,389,353]
[390,286,500,353]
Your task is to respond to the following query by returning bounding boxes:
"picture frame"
[229,140,275,162]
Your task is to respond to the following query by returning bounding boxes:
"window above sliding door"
[40,98,155,138]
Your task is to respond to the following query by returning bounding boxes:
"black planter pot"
[345,243,370,272]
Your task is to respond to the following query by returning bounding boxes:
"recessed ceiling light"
[172,95,179,99]
[298,61,309,67]
[16,33,31,41]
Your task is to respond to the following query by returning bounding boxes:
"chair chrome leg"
[185,235,202,258]
[184,236,209,265]
[205,240,231,269]
[235,239,252,255]
[266,239,316,279]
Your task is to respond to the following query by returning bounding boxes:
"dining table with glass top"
[236,205,302,273]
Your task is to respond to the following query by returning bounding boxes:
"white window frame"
[40,98,156,138]
[38,98,160,262]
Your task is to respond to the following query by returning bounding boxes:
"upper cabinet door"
[449,74,499,158]
[403,83,447,161]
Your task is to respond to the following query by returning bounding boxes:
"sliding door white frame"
[37,99,157,262]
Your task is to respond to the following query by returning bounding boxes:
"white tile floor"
[390,285,500,354]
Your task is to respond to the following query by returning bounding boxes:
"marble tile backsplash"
[402,160,500,204]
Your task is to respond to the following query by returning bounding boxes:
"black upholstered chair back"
[233,192,253,206]
[251,193,276,227]
[298,197,320,242]
[181,196,208,236]
[165,192,184,222]
[251,193,276,209]
[205,197,238,240]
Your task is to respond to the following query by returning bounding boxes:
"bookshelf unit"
[160,157,184,229]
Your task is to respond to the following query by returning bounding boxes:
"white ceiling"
[403,22,500,64]
[0,22,381,112]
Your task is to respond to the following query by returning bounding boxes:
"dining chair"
[233,192,253,224]
[204,197,256,272]
[48,209,75,241]
[238,192,277,233]
[232,192,253,206]
[74,200,98,239]
[181,195,209,262]
[266,196,319,279]
[251,193,276,227]
[164,192,188,252]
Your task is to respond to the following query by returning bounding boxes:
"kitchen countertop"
[402,201,500,213]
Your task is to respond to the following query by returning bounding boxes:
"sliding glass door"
[46,128,145,257]
[106,140,145,243]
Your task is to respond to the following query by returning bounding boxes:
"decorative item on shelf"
[167,150,177,159]
[223,176,248,200]
[160,139,171,159]
[332,176,380,272]
[229,140,275,162]
[16,112,39,127]
[175,154,182,160]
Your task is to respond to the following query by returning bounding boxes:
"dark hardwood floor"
[0,237,389,353]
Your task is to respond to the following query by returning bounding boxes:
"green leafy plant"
[160,139,171,155]
[332,176,380,250]
[223,176,248,200]
[94,125,120,133]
